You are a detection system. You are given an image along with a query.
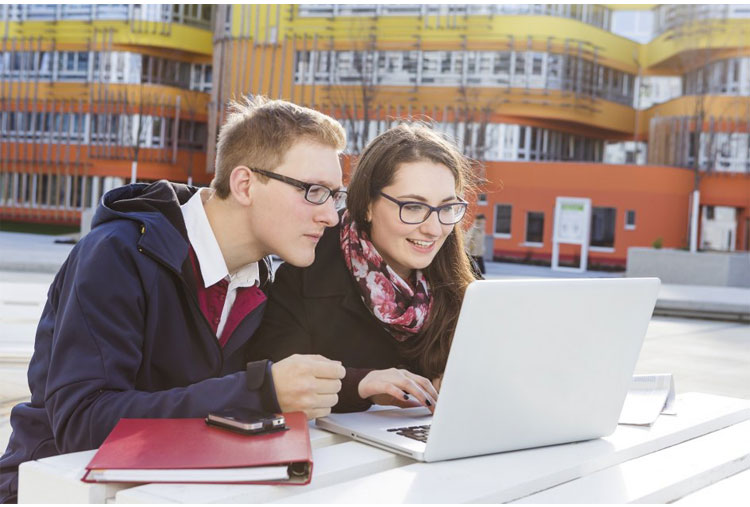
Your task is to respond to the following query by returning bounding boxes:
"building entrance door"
[552,197,591,272]
[701,206,737,252]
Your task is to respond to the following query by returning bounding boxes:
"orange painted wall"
[342,157,750,261]
[478,162,704,266]
[0,206,81,225]
[700,173,750,208]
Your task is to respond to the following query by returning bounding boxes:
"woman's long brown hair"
[346,123,479,379]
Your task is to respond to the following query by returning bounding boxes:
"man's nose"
[317,198,340,227]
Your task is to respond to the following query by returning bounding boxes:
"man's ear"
[229,166,253,206]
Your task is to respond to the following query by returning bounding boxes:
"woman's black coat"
[247,223,420,412]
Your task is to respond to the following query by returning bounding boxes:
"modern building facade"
[2,4,749,265]
[206,4,750,265]
[0,4,214,224]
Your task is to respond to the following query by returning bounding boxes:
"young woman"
[248,123,479,413]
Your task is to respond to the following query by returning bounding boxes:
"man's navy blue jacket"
[0,181,278,503]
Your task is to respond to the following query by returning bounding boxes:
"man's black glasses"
[250,168,347,209]
[379,192,468,225]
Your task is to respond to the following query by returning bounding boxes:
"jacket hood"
[93,180,196,230]
[92,180,199,273]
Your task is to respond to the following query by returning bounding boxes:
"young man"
[0,97,347,503]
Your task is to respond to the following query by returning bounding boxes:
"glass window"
[466,51,478,74]
[193,123,207,150]
[95,4,129,20]
[200,5,212,22]
[525,212,544,243]
[625,210,636,229]
[590,207,616,247]
[27,4,57,21]
[177,61,191,88]
[19,173,30,205]
[495,204,512,235]
[493,52,511,75]
[295,50,311,83]
[440,52,452,73]
[77,52,89,72]
[402,51,418,73]
[514,52,526,78]
[476,52,493,76]
[529,127,538,160]
[38,51,52,76]
[83,176,94,209]
[151,116,163,146]
[297,5,334,17]
[0,172,7,205]
[381,5,421,16]
[531,53,544,75]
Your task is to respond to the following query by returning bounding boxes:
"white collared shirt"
[181,188,260,339]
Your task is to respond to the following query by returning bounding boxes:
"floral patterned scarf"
[339,210,432,341]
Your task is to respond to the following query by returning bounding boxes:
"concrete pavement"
[0,231,75,273]
[481,260,750,322]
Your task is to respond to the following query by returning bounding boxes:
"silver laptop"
[317,277,660,462]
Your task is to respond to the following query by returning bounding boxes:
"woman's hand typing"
[358,368,438,413]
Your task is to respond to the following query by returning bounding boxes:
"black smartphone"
[205,408,286,435]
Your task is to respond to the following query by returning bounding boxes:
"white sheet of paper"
[618,373,676,426]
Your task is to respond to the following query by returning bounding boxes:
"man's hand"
[358,368,438,413]
[271,354,346,419]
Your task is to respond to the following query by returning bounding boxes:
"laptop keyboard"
[387,424,431,443]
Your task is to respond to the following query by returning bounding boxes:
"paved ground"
[1,231,749,454]
[0,231,76,273]
[481,261,750,321]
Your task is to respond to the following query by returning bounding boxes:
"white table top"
[18,392,750,504]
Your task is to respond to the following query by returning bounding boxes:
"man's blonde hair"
[212,96,347,198]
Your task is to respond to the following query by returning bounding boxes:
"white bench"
[18,392,750,504]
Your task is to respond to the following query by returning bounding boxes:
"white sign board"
[552,197,591,272]
[556,202,587,243]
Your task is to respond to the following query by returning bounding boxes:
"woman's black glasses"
[250,168,347,209]
[379,192,468,225]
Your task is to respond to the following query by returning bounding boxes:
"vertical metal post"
[172,95,180,164]
[278,34,287,99]
[310,33,318,108]
[268,36,278,97]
